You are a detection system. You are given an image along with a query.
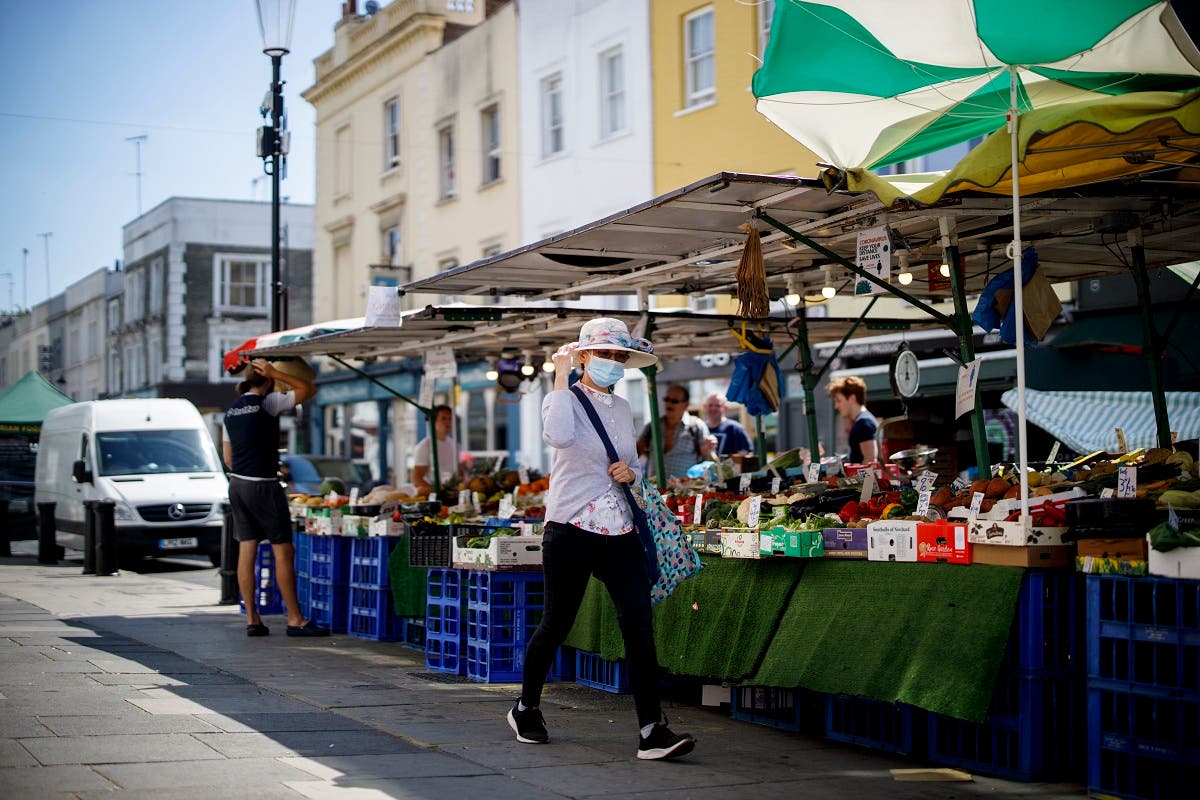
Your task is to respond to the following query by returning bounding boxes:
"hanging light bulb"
[939,262,951,278]
[521,362,536,377]
[897,250,913,285]
[542,359,555,373]
[820,265,837,299]
[784,276,801,307]
[485,365,499,381]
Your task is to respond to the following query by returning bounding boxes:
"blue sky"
[0,0,336,308]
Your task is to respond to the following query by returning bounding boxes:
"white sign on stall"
[365,285,402,327]
[418,376,434,410]
[955,359,981,419]
[425,347,458,380]
[855,226,891,296]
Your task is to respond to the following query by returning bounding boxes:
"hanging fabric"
[735,223,769,318]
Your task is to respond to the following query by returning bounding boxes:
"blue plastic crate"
[1009,571,1083,677]
[465,571,546,683]
[1087,575,1200,694]
[239,542,285,616]
[294,531,311,578]
[1088,682,1200,799]
[296,571,310,617]
[425,568,466,674]
[349,537,397,589]
[575,650,630,694]
[824,694,922,756]
[310,535,352,584]
[730,686,807,732]
[402,616,427,651]
[308,577,349,633]
[348,585,401,641]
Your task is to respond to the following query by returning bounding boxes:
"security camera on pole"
[255,0,296,334]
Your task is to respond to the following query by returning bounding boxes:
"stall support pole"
[793,308,821,458]
[941,219,991,472]
[755,415,768,465]
[643,365,667,492]
[1129,229,1172,448]
[218,502,239,605]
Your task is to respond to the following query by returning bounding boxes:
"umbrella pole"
[1009,67,1031,524]
[1129,228,1173,448]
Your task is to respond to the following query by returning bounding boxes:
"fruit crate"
[1087,575,1200,694]
[730,686,817,733]
[576,650,630,694]
[310,534,352,584]
[409,522,454,568]
[308,577,349,633]
[926,571,1085,781]
[465,570,545,683]
[239,542,285,616]
[1088,681,1200,799]
[402,616,427,651]
[350,536,397,589]
[347,585,401,641]
[825,694,923,756]
[294,531,312,578]
[425,567,466,674]
[295,571,310,617]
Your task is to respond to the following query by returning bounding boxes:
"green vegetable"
[1148,521,1200,553]
[899,488,920,511]
[466,536,492,548]
[318,478,346,496]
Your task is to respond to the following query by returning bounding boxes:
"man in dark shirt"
[827,375,878,464]
[223,359,327,638]
[701,393,753,458]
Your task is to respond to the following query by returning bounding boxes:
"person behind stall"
[701,392,753,458]
[223,359,328,638]
[827,375,878,464]
[411,405,461,496]
[637,384,715,480]
[507,317,696,761]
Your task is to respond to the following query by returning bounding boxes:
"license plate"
[159,537,198,550]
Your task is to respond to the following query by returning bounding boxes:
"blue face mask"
[585,356,625,387]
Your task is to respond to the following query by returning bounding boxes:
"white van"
[35,399,228,564]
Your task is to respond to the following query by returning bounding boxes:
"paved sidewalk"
[0,548,1088,799]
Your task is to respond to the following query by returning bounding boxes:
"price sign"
[952,476,969,493]
[916,490,932,518]
[429,492,437,503]
[740,474,752,492]
[1100,488,1115,498]
[915,471,937,493]
[771,476,781,494]
[472,491,482,512]
[693,494,705,526]
[498,495,516,520]
[1117,466,1137,499]
[806,463,821,484]
[1114,427,1128,454]
[348,488,359,506]
[518,467,530,486]
[969,491,985,515]
[859,470,878,504]
[747,495,762,529]
[1047,441,1061,464]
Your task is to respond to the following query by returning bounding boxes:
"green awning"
[0,371,73,432]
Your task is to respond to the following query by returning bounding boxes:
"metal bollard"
[94,500,118,576]
[218,502,239,605]
[82,500,97,575]
[0,499,10,558]
[36,501,57,565]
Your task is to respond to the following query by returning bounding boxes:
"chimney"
[342,1,358,19]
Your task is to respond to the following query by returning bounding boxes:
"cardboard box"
[1076,538,1148,561]
[341,515,371,537]
[822,528,868,559]
[767,528,824,558]
[369,515,405,537]
[1076,556,1148,576]
[949,487,1085,522]
[1146,535,1200,580]
[967,519,1069,547]
[451,534,543,571]
[866,521,918,562]
[973,543,1074,568]
[307,516,343,536]
[721,530,772,559]
[916,521,972,564]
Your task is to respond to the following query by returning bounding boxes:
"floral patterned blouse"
[568,384,634,536]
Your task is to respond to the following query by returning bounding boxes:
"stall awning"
[1001,388,1200,453]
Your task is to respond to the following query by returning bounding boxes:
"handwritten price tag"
[740,473,752,492]
[694,494,704,526]
[498,495,516,520]
[747,495,762,529]
[1100,488,1115,498]
[916,490,931,518]
[859,470,878,504]
[1117,466,1137,499]
[1047,441,1061,463]
[916,471,937,493]
[771,476,781,494]
[952,476,969,493]
[807,463,821,484]
[518,467,530,485]
[969,491,985,516]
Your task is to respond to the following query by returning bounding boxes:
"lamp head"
[256,0,297,57]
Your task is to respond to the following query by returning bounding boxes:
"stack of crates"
[730,686,811,732]
[240,541,285,616]
[576,651,631,694]
[825,694,923,756]
[1086,575,1200,799]
[465,570,546,683]
[425,568,466,674]
[308,535,351,633]
[294,530,311,617]
[926,571,1084,781]
[347,537,401,641]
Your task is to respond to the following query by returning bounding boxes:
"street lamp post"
[256,0,297,333]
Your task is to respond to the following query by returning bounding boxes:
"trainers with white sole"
[507,702,549,744]
[637,722,695,760]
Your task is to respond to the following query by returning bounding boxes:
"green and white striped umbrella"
[753,0,1200,172]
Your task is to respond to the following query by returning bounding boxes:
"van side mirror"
[72,460,93,484]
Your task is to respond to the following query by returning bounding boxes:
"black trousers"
[521,520,662,727]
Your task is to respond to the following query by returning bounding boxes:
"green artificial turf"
[745,560,1025,722]
[387,537,429,617]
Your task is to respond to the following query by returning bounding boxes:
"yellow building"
[650,1,819,195]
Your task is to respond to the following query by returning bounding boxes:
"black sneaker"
[637,722,695,760]
[507,702,549,744]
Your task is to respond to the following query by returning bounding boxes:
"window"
[383,98,400,169]
[758,0,776,57]
[123,270,143,324]
[540,72,564,157]
[684,7,715,108]
[108,298,120,332]
[599,47,626,138]
[87,320,98,359]
[147,331,162,385]
[108,349,122,393]
[384,225,402,266]
[149,257,164,314]
[438,123,456,200]
[481,104,501,184]
[335,124,352,196]
[124,340,144,390]
[438,257,459,274]
[215,254,270,312]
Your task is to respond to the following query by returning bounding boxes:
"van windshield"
[96,430,222,476]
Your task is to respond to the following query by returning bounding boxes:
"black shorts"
[228,477,293,545]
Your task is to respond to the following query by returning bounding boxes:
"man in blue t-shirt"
[223,359,328,639]
[701,393,753,459]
